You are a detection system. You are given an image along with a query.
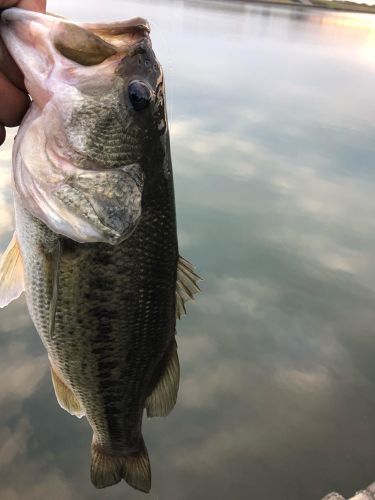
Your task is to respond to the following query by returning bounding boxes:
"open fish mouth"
[0,8,151,106]
[0,8,150,59]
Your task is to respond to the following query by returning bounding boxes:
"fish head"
[1,8,167,166]
[1,9,170,244]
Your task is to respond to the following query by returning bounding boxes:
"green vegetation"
[255,0,375,14]
[311,0,375,12]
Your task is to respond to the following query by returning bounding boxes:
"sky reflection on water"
[1,1,375,499]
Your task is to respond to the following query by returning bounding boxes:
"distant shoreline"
[216,0,375,15]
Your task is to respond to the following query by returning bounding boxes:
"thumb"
[0,1,46,13]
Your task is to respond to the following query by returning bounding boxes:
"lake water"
[1,1,375,499]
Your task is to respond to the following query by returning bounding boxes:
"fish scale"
[15,182,178,447]
[65,88,143,169]
[0,8,200,493]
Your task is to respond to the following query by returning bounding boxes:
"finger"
[0,38,25,90]
[0,0,18,7]
[17,0,46,11]
[0,0,46,12]
[0,124,5,145]
[0,72,29,126]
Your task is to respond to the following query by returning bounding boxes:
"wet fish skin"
[0,8,199,492]
[14,165,178,450]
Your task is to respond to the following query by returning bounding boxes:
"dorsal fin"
[0,232,25,308]
[176,256,201,319]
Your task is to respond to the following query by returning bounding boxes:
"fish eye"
[128,81,152,111]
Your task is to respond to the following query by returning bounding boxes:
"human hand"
[0,0,46,145]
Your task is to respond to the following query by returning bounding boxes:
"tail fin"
[90,437,151,493]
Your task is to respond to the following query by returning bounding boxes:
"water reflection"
[1,1,375,499]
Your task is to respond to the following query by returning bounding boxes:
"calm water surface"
[1,1,375,499]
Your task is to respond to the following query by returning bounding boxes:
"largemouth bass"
[0,8,199,493]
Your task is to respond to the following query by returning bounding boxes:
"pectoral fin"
[0,233,25,308]
[176,256,201,319]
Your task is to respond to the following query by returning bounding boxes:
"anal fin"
[145,338,180,418]
[0,232,25,308]
[176,255,201,319]
[50,362,84,418]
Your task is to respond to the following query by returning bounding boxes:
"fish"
[0,8,200,493]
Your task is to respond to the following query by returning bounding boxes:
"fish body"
[0,9,199,492]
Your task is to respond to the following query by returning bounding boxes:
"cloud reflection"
[0,133,14,242]
[0,1,375,499]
